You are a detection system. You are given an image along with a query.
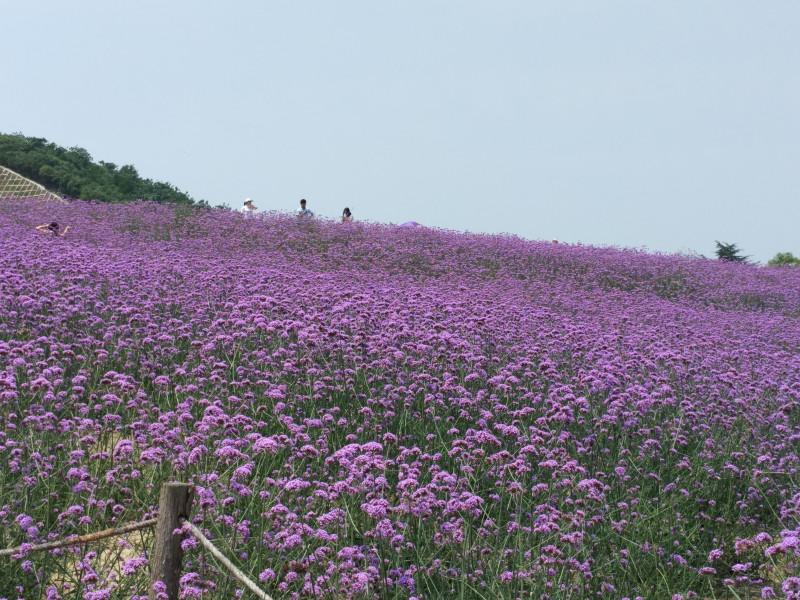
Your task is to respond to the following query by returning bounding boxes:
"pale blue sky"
[2,1,799,262]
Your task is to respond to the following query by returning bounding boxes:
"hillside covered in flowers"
[1,199,799,599]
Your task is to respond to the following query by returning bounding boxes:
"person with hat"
[241,198,258,218]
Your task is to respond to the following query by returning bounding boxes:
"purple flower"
[2,199,800,599]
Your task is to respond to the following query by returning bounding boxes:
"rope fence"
[0,518,157,558]
[181,518,274,600]
[0,481,272,600]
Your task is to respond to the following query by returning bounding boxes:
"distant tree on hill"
[0,132,197,204]
[715,241,749,263]
[768,252,800,267]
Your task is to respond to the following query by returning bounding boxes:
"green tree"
[768,252,800,267]
[0,132,196,204]
[715,241,749,263]
[114,165,139,195]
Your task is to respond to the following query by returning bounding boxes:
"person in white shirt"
[241,198,258,218]
[296,198,314,218]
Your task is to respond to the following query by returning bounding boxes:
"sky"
[2,1,799,262]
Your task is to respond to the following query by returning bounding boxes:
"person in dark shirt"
[36,222,70,237]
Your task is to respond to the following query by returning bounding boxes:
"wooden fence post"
[149,482,194,600]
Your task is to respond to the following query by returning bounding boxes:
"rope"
[181,518,273,600]
[0,518,157,557]
[0,496,274,599]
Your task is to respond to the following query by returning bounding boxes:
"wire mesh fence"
[0,165,64,203]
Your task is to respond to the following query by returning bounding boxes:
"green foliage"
[715,241,748,263]
[768,252,800,267]
[0,132,195,204]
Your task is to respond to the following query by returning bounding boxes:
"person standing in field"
[36,222,70,237]
[341,207,352,223]
[241,198,258,218]
[296,198,314,218]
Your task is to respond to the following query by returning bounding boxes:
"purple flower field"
[1,199,799,599]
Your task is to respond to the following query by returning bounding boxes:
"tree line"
[0,133,197,204]
[715,241,799,266]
